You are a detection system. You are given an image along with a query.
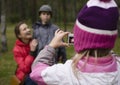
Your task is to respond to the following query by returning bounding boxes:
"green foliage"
[7,14,21,23]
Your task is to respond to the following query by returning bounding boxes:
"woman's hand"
[30,39,38,51]
[49,29,69,48]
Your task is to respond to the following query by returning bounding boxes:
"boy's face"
[40,12,51,24]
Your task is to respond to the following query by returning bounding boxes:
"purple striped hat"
[74,0,119,53]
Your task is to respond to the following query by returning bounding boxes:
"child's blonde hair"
[72,49,111,78]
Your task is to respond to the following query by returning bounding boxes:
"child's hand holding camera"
[49,29,70,48]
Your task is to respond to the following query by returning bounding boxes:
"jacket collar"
[77,56,117,73]
[15,39,30,47]
[35,20,52,26]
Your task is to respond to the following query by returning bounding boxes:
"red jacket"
[13,40,34,81]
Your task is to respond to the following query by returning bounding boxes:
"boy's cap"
[39,5,52,13]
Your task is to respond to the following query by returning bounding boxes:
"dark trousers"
[55,46,67,63]
[24,75,37,85]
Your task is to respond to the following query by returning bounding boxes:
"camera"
[68,33,74,45]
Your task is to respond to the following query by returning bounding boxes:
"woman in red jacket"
[13,22,38,85]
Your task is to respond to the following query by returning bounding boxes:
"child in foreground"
[30,0,120,85]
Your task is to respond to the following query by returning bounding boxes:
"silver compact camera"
[68,33,74,45]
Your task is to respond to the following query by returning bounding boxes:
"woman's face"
[18,23,32,40]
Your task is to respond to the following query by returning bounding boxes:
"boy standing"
[32,5,67,63]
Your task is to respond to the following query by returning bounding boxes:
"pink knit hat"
[73,0,119,53]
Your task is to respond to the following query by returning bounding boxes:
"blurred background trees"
[0,0,88,24]
[0,0,120,52]
[0,0,119,24]
[0,0,119,27]
[1,0,7,52]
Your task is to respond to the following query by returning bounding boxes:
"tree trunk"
[1,0,7,52]
[118,9,120,37]
[19,0,26,20]
[62,0,67,31]
[73,0,77,19]
[31,0,37,23]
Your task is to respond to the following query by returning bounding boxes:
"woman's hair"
[72,49,111,78]
[14,21,25,40]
